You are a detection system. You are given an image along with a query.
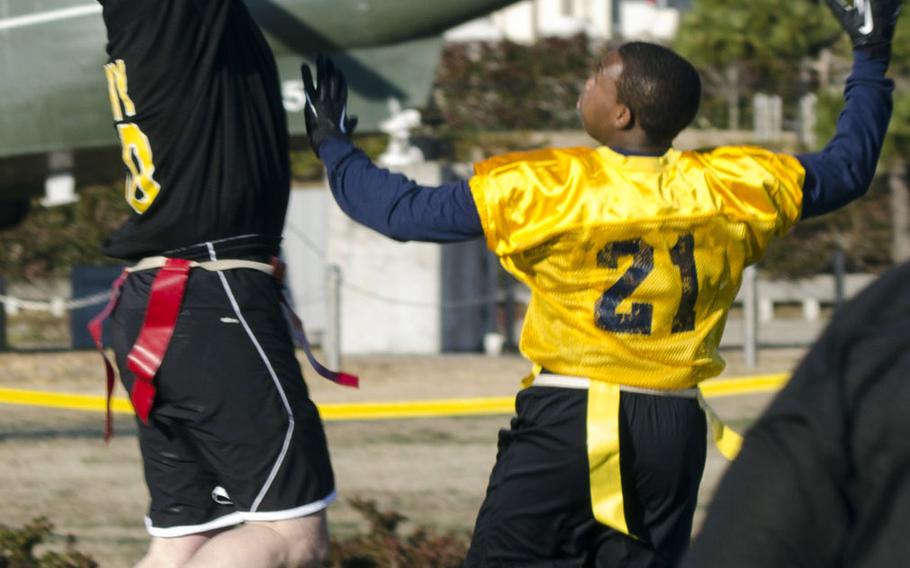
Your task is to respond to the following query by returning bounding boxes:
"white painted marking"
[0,4,102,32]
[220,317,241,324]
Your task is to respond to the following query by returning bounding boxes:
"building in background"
[444,0,691,44]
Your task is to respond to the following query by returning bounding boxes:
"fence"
[0,259,519,357]
[0,264,881,366]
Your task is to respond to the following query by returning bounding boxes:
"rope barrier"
[0,279,507,313]
[0,292,110,315]
[0,291,328,314]
[285,222,508,309]
[0,286,505,314]
[341,281,506,309]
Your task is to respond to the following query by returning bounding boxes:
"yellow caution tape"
[0,373,790,422]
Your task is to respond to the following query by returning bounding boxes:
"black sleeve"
[101,0,228,66]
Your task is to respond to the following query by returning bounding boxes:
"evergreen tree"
[674,0,839,129]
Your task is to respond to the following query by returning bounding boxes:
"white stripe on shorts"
[207,242,296,514]
[239,490,337,523]
[143,491,337,537]
[145,512,244,538]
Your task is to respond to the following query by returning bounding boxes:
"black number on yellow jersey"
[596,239,655,334]
[595,233,699,335]
[670,234,698,333]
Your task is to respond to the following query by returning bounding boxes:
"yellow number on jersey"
[103,60,136,121]
[116,124,161,214]
[595,233,699,336]
[104,59,159,214]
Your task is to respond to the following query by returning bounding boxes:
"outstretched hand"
[824,0,903,50]
[301,55,359,156]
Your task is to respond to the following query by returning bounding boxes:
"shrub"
[0,517,97,568]
[325,499,469,568]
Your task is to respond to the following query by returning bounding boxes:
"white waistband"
[128,256,275,275]
[531,374,699,399]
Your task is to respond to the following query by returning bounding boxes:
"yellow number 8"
[116,123,161,214]
[105,59,161,214]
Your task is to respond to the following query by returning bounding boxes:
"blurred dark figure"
[684,260,910,568]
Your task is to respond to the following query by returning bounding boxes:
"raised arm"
[302,56,483,243]
[797,0,901,219]
[797,49,893,218]
[318,139,483,242]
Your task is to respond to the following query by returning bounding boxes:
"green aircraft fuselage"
[0,0,519,203]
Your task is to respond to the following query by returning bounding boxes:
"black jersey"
[100,0,290,260]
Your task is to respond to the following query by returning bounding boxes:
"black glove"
[301,55,358,156]
[824,0,903,49]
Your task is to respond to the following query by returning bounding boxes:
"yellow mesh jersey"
[469,145,805,389]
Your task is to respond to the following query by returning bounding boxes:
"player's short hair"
[616,42,701,144]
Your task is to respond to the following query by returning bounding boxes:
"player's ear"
[615,104,633,130]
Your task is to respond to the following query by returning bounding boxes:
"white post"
[802,298,821,322]
[770,95,783,142]
[754,93,765,140]
[759,298,775,323]
[325,264,342,370]
[799,93,818,148]
[743,265,758,369]
[41,151,79,207]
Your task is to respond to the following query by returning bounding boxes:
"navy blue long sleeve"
[320,140,483,243]
[320,50,893,241]
[798,49,894,218]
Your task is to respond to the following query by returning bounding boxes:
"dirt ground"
[0,348,806,566]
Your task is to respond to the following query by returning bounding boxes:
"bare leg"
[134,532,217,568]
[183,511,329,568]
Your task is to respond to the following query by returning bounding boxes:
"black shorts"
[110,264,335,537]
[464,385,707,568]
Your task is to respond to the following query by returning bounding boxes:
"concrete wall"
[326,163,449,355]
[284,186,330,341]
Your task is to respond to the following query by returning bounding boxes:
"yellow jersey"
[469,145,805,390]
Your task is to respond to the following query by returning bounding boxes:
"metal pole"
[743,265,758,369]
[504,277,516,350]
[833,248,846,307]
[325,265,342,370]
[0,276,7,352]
[484,253,499,334]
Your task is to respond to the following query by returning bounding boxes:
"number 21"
[594,234,698,335]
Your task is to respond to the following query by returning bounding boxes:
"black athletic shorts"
[464,385,707,567]
[110,259,335,537]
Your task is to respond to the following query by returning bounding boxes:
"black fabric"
[464,386,706,568]
[161,234,282,263]
[110,267,334,530]
[101,0,290,260]
[683,261,910,568]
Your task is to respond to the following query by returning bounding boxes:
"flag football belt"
[530,373,742,538]
[88,256,359,441]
